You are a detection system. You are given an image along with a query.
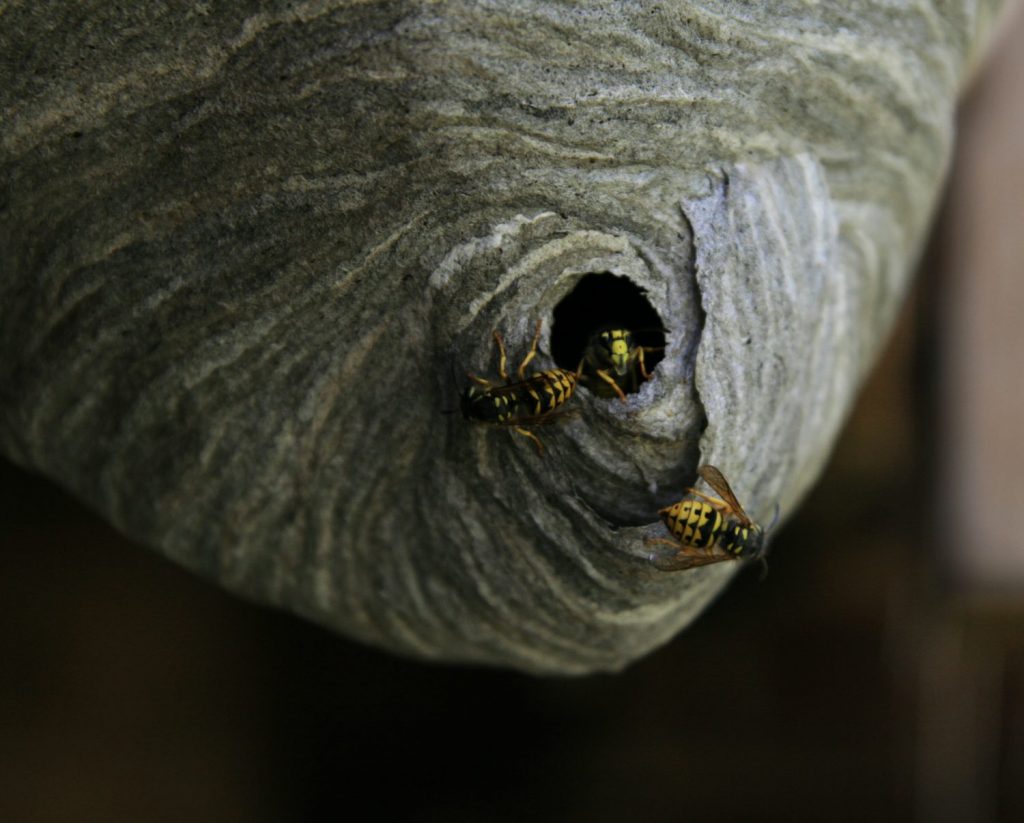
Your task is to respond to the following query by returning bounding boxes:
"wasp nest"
[0,2,1007,672]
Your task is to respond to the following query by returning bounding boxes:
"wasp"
[646,464,769,571]
[580,327,661,401]
[460,320,579,455]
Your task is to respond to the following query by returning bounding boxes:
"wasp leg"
[516,407,580,427]
[466,371,494,388]
[644,537,682,550]
[492,331,510,382]
[644,538,731,571]
[512,426,545,456]
[594,368,628,401]
[516,319,543,381]
[637,346,664,381]
[653,553,734,571]
[686,488,731,512]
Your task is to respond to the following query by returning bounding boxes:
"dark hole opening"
[550,273,666,394]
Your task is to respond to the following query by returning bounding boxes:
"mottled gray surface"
[0,1,1006,672]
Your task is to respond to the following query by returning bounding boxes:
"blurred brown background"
[3,11,1024,823]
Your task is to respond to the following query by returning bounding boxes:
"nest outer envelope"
[0,1,1007,673]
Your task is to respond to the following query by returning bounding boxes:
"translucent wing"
[647,546,734,572]
[698,465,752,526]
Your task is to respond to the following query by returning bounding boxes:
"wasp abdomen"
[660,500,724,550]
[523,369,577,416]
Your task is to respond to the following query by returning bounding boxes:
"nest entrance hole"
[550,273,666,393]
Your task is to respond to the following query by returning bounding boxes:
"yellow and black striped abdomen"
[659,499,724,550]
[520,368,577,417]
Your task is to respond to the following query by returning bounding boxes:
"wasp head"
[751,504,781,578]
[746,523,767,558]
[592,328,635,376]
[460,386,481,420]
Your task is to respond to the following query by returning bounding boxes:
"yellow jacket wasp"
[646,464,775,571]
[460,320,580,455]
[580,327,661,401]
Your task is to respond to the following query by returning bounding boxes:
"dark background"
[3,13,1023,823]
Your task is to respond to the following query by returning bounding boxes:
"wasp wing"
[648,547,734,572]
[698,465,752,526]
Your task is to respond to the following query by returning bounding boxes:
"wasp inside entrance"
[550,273,666,398]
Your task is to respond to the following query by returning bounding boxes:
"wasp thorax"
[724,520,765,558]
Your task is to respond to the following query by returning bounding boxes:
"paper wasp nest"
[0,2,1007,673]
